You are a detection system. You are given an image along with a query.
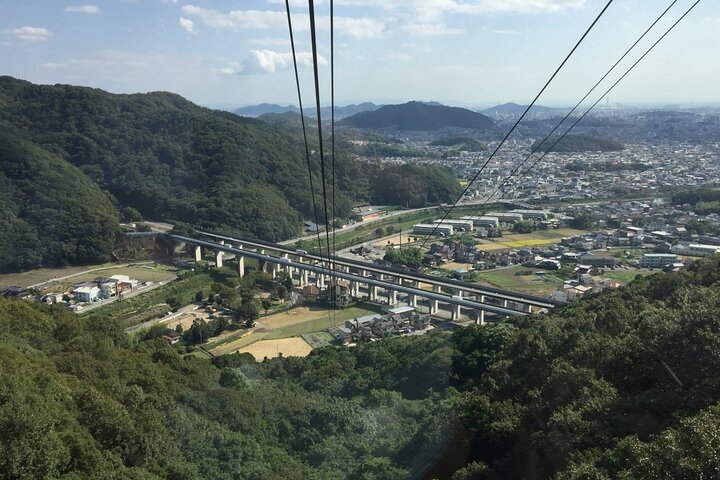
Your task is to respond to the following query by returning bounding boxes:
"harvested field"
[370,234,418,248]
[238,337,313,360]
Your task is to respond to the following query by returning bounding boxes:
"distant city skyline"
[2,0,718,108]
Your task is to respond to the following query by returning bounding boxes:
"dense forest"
[531,134,625,153]
[339,102,495,131]
[0,76,460,271]
[672,187,720,215]
[3,256,720,478]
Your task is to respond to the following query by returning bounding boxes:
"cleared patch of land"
[238,337,313,360]
[0,263,174,292]
[440,261,474,271]
[370,234,418,248]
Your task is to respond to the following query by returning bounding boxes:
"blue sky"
[1,0,718,107]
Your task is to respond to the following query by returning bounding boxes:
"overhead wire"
[487,0,701,212]
[284,0,330,278]
[307,0,336,287]
[330,0,338,321]
[413,0,616,249]
[464,0,683,223]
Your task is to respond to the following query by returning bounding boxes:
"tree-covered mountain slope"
[0,296,454,479]
[0,128,118,271]
[3,257,720,478]
[0,76,461,270]
[340,101,495,131]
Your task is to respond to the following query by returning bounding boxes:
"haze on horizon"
[1,0,719,108]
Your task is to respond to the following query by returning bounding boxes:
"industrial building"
[671,244,720,257]
[485,212,524,223]
[412,223,454,236]
[434,219,474,231]
[460,215,500,228]
[509,209,550,220]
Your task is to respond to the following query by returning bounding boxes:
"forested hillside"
[340,102,495,131]
[531,134,625,152]
[2,257,720,478]
[0,76,460,271]
[0,129,118,271]
[0,297,453,479]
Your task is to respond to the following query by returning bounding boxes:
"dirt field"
[371,234,418,248]
[439,261,474,271]
[258,306,333,330]
[164,310,213,331]
[238,337,313,360]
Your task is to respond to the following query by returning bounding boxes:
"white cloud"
[65,5,100,14]
[181,5,386,39]
[492,29,518,35]
[334,17,385,39]
[182,6,286,30]
[239,49,326,75]
[403,23,463,36]
[179,17,196,34]
[249,37,290,47]
[335,0,584,14]
[3,26,53,44]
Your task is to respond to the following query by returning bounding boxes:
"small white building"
[74,286,100,303]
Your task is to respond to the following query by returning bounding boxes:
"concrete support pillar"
[259,249,266,272]
[389,289,397,305]
[452,304,461,321]
[282,254,291,274]
[369,285,377,301]
[237,256,245,278]
[194,245,202,262]
[409,294,417,307]
[503,299,508,309]
[476,310,485,326]
[215,251,223,268]
[271,263,278,279]
[301,270,309,287]
[524,303,532,313]
[431,284,441,315]
[457,289,464,299]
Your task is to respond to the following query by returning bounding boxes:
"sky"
[1,0,719,108]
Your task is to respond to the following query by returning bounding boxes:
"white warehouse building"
[412,223,454,237]
[434,219,474,232]
[460,216,500,228]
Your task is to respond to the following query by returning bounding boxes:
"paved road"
[278,206,440,245]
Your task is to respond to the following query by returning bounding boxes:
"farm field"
[476,228,588,252]
[207,305,379,356]
[473,266,565,295]
[238,337,313,360]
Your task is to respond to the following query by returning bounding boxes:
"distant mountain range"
[339,101,495,131]
[481,102,564,117]
[234,102,381,119]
